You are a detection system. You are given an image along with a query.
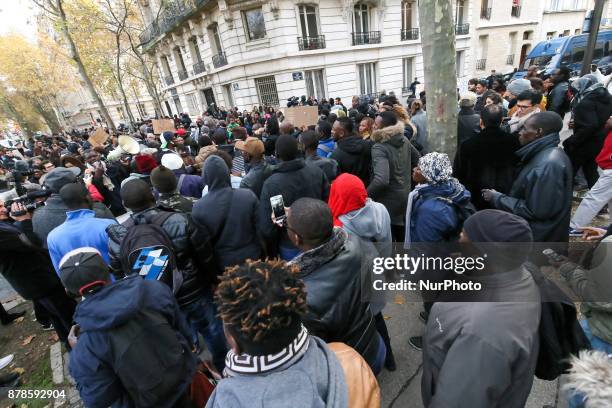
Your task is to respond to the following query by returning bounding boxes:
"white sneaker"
[0,354,14,370]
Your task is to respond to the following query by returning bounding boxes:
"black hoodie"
[330,135,372,185]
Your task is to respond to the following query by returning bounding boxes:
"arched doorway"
[519,44,531,68]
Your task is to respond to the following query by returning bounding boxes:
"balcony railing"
[139,0,208,47]
[297,35,326,51]
[164,74,175,86]
[177,69,189,81]
[455,23,470,35]
[511,5,521,17]
[193,60,206,75]
[212,52,228,68]
[351,31,381,46]
[401,28,419,41]
[476,59,487,70]
[481,6,492,19]
[506,54,515,65]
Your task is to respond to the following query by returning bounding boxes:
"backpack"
[434,197,477,241]
[119,211,184,295]
[526,264,591,380]
[106,309,195,407]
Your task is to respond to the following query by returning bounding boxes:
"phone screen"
[270,195,286,222]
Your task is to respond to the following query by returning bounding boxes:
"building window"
[357,63,377,96]
[298,5,319,38]
[164,101,173,116]
[242,8,267,41]
[455,0,466,25]
[480,0,492,20]
[546,31,555,40]
[174,47,188,80]
[173,97,183,114]
[353,3,370,32]
[575,28,581,35]
[255,76,279,107]
[456,50,465,77]
[402,57,415,90]
[401,1,415,30]
[547,0,561,11]
[208,23,223,54]
[189,37,202,63]
[137,103,147,118]
[116,106,125,120]
[477,35,488,71]
[523,30,533,40]
[186,93,199,116]
[222,84,235,108]
[562,30,570,37]
[511,0,521,17]
[161,55,174,85]
[304,69,326,100]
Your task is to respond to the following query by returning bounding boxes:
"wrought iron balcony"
[476,59,487,70]
[455,23,470,35]
[506,54,515,65]
[164,74,175,86]
[212,52,227,68]
[193,60,206,75]
[351,31,381,46]
[401,28,419,41]
[481,7,492,19]
[139,0,209,47]
[511,5,521,17]
[177,69,188,81]
[297,35,326,51]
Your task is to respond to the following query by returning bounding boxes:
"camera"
[287,96,299,108]
[6,190,52,216]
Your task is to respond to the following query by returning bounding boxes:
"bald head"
[526,111,563,135]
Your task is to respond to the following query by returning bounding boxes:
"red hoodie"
[596,130,612,170]
[328,173,367,227]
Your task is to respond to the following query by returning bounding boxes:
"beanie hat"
[507,79,532,96]
[418,152,452,184]
[43,167,81,193]
[134,154,158,174]
[459,92,477,107]
[150,165,178,194]
[59,248,110,296]
[175,128,186,136]
[463,209,533,243]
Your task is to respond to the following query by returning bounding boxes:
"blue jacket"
[409,180,471,243]
[69,276,196,408]
[317,137,336,158]
[47,209,116,273]
[173,169,204,199]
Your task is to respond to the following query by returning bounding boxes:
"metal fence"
[455,23,470,35]
[212,52,228,68]
[401,28,419,41]
[255,76,280,107]
[297,35,326,51]
[351,31,381,46]
[193,60,206,75]
[476,59,487,70]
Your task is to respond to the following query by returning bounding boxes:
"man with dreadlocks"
[208,259,349,407]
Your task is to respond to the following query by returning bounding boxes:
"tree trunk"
[31,99,62,134]
[55,0,117,133]
[114,32,136,130]
[418,0,458,156]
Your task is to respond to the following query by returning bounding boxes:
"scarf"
[289,228,347,277]
[403,183,428,248]
[328,173,367,227]
[224,325,309,377]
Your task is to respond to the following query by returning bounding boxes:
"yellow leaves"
[21,334,36,346]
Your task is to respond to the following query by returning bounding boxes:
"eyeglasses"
[516,104,532,109]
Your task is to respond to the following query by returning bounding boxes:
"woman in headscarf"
[564,73,612,188]
[327,173,396,371]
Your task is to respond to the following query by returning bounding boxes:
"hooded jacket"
[453,126,520,210]
[564,350,612,407]
[330,135,372,185]
[367,121,420,226]
[408,179,472,243]
[456,107,480,149]
[69,276,196,408]
[306,154,338,182]
[410,109,429,153]
[206,336,348,408]
[239,160,269,198]
[191,156,261,274]
[492,133,573,242]
[546,80,569,116]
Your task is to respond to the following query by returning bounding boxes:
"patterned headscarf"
[418,152,452,184]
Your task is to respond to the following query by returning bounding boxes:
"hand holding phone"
[270,195,286,226]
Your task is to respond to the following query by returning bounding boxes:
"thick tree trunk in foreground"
[418,0,458,156]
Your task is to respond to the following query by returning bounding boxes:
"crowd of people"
[0,64,611,407]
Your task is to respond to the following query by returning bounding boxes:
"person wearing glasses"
[505,90,543,135]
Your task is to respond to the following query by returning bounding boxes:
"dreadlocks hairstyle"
[215,259,308,355]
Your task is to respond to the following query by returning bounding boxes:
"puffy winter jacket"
[331,136,372,185]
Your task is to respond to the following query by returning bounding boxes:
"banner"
[282,106,318,128]
[89,128,108,147]
[152,119,175,135]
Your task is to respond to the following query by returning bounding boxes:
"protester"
[473,79,488,113]
[454,104,520,210]
[546,66,571,117]
[236,136,268,197]
[409,100,428,153]
[505,89,543,135]
[422,210,541,407]
[60,248,197,407]
[330,117,372,184]
[504,78,532,116]
[456,92,480,150]
[483,112,573,242]
[358,117,375,140]
[259,135,329,260]
[286,198,385,374]
[316,120,336,158]
[150,165,196,213]
[368,111,419,242]
[300,130,338,182]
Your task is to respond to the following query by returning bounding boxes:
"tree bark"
[31,99,62,134]
[114,31,136,130]
[55,0,117,133]
[418,0,458,156]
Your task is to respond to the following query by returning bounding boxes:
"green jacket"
[560,236,612,343]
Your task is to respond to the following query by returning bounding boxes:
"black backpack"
[435,197,477,241]
[527,264,591,380]
[106,309,195,407]
[119,212,183,295]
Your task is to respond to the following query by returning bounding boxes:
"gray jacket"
[32,195,115,246]
[422,267,541,408]
[410,109,429,154]
[206,336,348,408]
[492,133,573,242]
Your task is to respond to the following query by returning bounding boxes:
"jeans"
[370,333,387,376]
[567,319,612,408]
[571,168,612,228]
[180,292,228,372]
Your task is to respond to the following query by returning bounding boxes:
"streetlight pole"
[580,0,605,76]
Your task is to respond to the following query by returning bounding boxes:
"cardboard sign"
[152,119,175,135]
[89,128,109,147]
[282,106,318,128]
